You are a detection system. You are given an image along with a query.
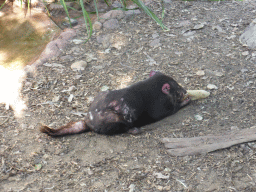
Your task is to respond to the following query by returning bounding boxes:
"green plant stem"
[0,0,8,10]
[60,0,72,28]
[131,0,169,31]
[79,0,92,42]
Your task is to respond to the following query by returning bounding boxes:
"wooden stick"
[160,126,256,156]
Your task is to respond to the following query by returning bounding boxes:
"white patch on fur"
[123,104,129,114]
[72,121,84,131]
[74,121,82,128]
[89,111,93,120]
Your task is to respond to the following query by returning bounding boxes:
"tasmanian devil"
[40,71,191,136]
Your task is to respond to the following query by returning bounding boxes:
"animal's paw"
[127,127,142,135]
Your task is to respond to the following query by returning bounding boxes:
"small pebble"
[101,86,109,91]
[93,21,102,30]
[72,39,84,44]
[195,114,203,121]
[129,184,136,192]
[68,94,74,102]
[241,68,248,73]
[52,95,60,102]
[207,84,218,90]
[175,51,183,56]
[152,33,159,39]
[242,51,249,56]
[71,60,87,71]
[196,70,205,76]
[62,17,78,27]
[193,23,205,30]
[149,39,161,47]
[248,142,256,149]
[87,96,94,103]
[212,25,225,33]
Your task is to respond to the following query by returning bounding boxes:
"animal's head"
[150,70,191,108]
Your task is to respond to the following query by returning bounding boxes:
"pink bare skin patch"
[162,83,170,95]
[149,70,157,77]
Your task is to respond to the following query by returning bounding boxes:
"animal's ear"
[149,71,157,77]
[162,83,170,94]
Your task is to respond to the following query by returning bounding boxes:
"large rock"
[103,19,119,29]
[239,18,256,50]
[100,10,125,21]
[31,29,76,67]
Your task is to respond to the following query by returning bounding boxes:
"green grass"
[0,0,8,10]
[131,0,169,31]
[59,0,170,38]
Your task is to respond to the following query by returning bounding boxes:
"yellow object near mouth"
[186,90,210,101]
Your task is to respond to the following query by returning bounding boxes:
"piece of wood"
[160,126,256,156]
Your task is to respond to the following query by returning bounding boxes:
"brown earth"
[1,1,256,191]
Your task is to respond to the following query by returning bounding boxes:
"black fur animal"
[40,71,191,136]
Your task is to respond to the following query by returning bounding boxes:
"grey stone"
[177,20,191,28]
[241,68,249,73]
[242,51,249,56]
[149,39,161,47]
[71,47,80,53]
[72,39,84,44]
[103,19,119,29]
[87,0,108,12]
[59,29,77,41]
[100,10,125,22]
[71,60,87,71]
[125,9,141,16]
[207,84,218,90]
[194,23,205,30]
[112,1,122,8]
[62,17,78,27]
[48,3,63,11]
[248,142,256,149]
[129,184,136,192]
[152,33,159,39]
[96,36,103,44]
[60,55,74,61]
[97,34,111,48]
[240,19,256,49]
[127,4,138,9]
[93,21,102,30]
[212,25,225,33]
[183,31,196,37]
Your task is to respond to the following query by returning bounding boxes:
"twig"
[0,117,9,126]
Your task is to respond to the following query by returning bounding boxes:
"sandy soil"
[1,1,256,191]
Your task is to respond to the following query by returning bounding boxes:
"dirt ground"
[1,0,256,191]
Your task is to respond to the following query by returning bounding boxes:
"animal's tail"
[40,120,90,136]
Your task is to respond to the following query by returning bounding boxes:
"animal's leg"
[40,120,89,136]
